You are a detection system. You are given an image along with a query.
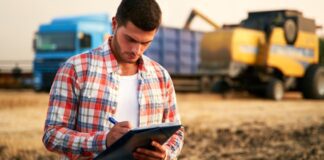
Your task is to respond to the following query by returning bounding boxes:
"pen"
[108,117,118,125]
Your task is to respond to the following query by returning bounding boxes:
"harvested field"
[0,90,323,160]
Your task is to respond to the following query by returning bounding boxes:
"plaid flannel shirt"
[42,40,184,160]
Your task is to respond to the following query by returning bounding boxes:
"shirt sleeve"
[42,61,108,159]
[162,72,184,160]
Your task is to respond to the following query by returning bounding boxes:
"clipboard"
[94,123,181,160]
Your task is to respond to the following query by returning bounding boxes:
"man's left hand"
[133,141,167,160]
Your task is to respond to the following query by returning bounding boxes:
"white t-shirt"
[115,74,139,128]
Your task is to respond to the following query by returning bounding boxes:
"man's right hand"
[106,121,132,147]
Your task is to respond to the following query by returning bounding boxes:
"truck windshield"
[35,32,75,52]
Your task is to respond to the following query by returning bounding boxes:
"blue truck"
[33,14,203,91]
[33,14,112,91]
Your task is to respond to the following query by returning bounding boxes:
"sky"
[0,0,324,64]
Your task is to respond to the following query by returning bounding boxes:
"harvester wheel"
[283,18,298,45]
[212,79,230,93]
[266,78,284,101]
[301,65,324,99]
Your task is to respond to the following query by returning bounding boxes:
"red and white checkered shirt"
[43,40,184,160]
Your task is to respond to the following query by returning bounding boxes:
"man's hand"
[133,141,167,160]
[106,121,132,147]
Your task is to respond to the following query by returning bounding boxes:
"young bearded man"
[42,0,184,159]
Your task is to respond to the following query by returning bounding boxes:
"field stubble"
[0,90,324,160]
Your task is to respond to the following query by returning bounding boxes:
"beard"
[112,32,140,64]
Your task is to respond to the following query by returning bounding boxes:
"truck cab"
[33,14,112,91]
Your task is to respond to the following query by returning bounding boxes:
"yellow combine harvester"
[199,10,324,100]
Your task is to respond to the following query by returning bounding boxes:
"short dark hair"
[116,0,162,31]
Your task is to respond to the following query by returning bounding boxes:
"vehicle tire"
[283,18,298,45]
[266,78,284,101]
[33,86,42,92]
[212,79,230,93]
[301,65,324,99]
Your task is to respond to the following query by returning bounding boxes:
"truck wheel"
[283,18,298,45]
[301,65,324,99]
[266,78,284,101]
[33,85,43,92]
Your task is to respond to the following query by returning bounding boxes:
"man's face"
[112,18,157,64]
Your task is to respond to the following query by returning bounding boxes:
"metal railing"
[0,60,33,74]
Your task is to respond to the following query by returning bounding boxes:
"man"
[42,0,184,159]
